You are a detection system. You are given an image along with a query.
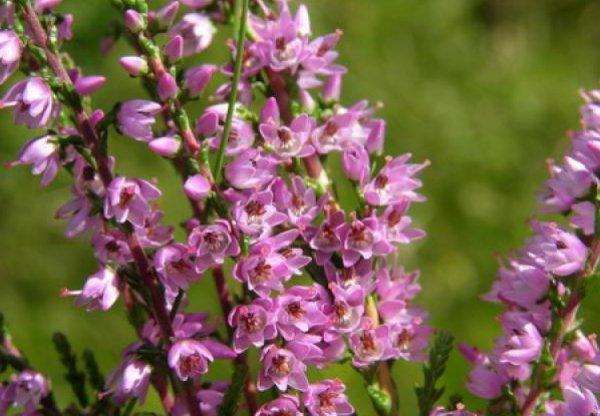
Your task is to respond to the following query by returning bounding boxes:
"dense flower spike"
[0,0,444,415]
[463,89,600,415]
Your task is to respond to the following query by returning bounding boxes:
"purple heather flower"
[349,321,395,367]
[119,56,148,77]
[311,113,355,154]
[1,370,49,414]
[324,259,373,290]
[259,97,315,158]
[499,322,543,367]
[124,9,144,33]
[388,311,433,362]
[57,14,74,41]
[184,64,217,97]
[255,395,302,416]
[73,75,106,96]
[548,386,600,416]
[272,175,321,227]
[322,73,343,102]
[168,339,235,381]
[231,190,287,239]
[165,35,184,64]
[582,90,600,130]
[135,210,173,248]
[338,213,393,267]
[154,243,199,290]
[541,157,593,213]
[229,297,278,353]
[251,5,310,72]
[258,344,309,392]
[277,285,328,340]
[35,0,62,11]
[0,77,58,128]
[106,357,152,404]
[326,283,365,334]
[168,13,215,57]
[188,219,240,272]
[570,201,595,236]
[381,202,426,244]
[571,129,600,171]
[303,379,354,416]
[0,30,21,84]
[376,266,421,303]
[309,210,345,264]
[363,154,427,206]
[466,364,505,400]
[149,136,181,157]
[576,364,600,392]
[484,261,550,308]
[149,1,179,31]
[157,73,179,101]
[183,174,212,201]
[9,134,60,187]
[225,148,279,189]
[342,143,369,183]
[62,266,120,311]
[525,221,588,277]
[196,104,255,156]
[104,177,161,227]
[234,230,309,296]
[302,31,344,75]
[117,100,162,141]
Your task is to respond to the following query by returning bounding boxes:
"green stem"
[212,0,249,182]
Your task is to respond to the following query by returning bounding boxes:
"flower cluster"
[0,0,433,415]
[462,90,600,415]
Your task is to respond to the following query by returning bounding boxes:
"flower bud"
[157,73,179,101]
[75,75,106,96]
[164,35,183,63]
[124,9,145,33]
[342,144,369,183]
[58,14,74,41]
[149,1,179,31]
[35,0,62,12]
[149,136,181,157]
[322,74,342,102]
[184,174,211,201]
[184,64,217,97]
[119,56,148,76]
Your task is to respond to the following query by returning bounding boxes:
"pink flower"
[62,267,120,311]
[225,148,278,189]
[196,104,255,156]
[0,77,58,128]
[277,285,328,340]
[168,339,235,381]
[9,134,60,186]
[184,64,217,97]
[106,357,152,404]
[1,371,49,414]
[168,13,215,57]
[104,177,161,227]
[154,243,199,290]
[466,365,505,399]
[259,97,315,159]
[232,190,287,240]
[183,174,212,201]
[117,100,162,141]
[338,214,393,267]
[499,322,543,366]
[258,344,309,392]
[0,30,21,84]
[256,394,302,416]
[188,220,240,272]
[363,154,427,206]
[229,297,278,353]
[349,321,395,367]
[303,379,354,416]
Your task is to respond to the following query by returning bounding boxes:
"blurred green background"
[1,0,600,414]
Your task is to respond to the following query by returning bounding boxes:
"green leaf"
[218,362,248,416]
[52,332,89,408]
[415,330,455,416]
[82,349,105,392]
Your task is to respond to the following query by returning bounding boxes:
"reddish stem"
[20,5,201,415]
[521,238,600,415]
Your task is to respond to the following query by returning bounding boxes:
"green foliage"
[415,330,455,416]
[52,333,89,408]
[366,382,393,416]
[218,362,248,416]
